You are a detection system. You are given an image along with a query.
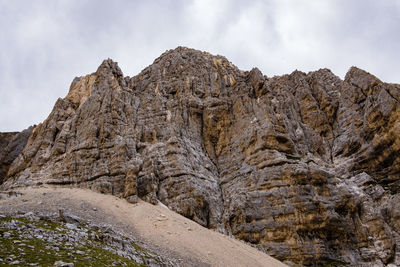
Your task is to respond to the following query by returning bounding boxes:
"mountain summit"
[1,47,399,266]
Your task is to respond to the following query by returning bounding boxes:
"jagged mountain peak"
[156,46,231,64]
[136,46,242,82]
[345,65,380,81]
[96,58,124,77]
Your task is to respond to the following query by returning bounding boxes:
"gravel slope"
[0,186,286,267]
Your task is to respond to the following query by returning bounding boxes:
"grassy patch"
[0,215,147,266]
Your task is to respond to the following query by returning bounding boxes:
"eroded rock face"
[0,127,33,184]
[2,47,399,266]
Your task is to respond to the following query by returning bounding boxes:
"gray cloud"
[0,0,399,131]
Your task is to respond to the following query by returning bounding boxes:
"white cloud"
[0,0,399,131]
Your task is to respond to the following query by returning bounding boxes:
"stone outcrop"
[0,212,175,266]
[0,127,33,184]
[1,47,399,266]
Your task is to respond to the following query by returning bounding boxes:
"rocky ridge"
[1,47,399,266]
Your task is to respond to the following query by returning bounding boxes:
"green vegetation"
[0,216,147,266]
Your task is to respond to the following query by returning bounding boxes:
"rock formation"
[0,127,33,184]
[1,47,399,266]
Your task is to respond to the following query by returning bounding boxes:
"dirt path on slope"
[0,186,286,267]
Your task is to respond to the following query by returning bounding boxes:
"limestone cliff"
[1,47,399,266]
[0,127,33,184]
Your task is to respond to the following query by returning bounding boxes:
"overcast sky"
[0,0,399,131]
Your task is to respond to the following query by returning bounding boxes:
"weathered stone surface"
[0,212,174,266]
[2,47,399,266]
[0,127,33,184]
[0,132,18,183]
